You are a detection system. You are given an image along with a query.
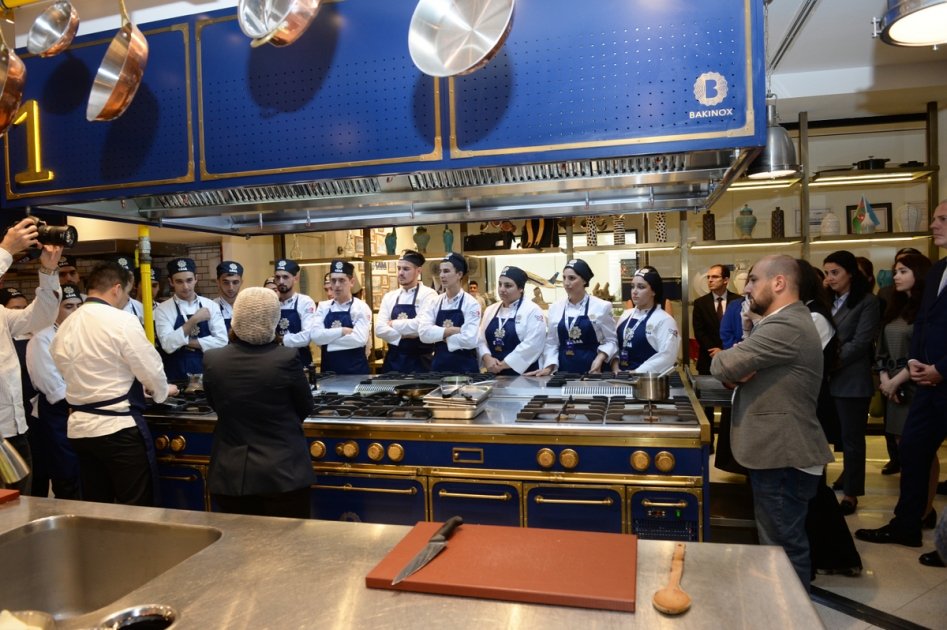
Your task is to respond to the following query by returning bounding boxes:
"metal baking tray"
[428,403,486,420]
[423,385,493,406]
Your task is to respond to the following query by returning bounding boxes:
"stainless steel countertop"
[0,497,822,629]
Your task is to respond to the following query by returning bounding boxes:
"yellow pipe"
[138,226,155,344]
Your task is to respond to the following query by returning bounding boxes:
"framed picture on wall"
[794,207,830,237]
[372,261,387,272]
[387,261,398,273]
[845,202,891,234]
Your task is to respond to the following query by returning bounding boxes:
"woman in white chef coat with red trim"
[478,266,546,375]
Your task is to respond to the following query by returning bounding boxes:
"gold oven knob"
[387,443,405,462]
[559,449,579,470]
[367,442,385,462]
[536,448,555,468]
[654,451,675,473]
[309,440,326,459]
[169,436,186,452]
[154,435,169,451]
[336,440,359,459]
[630,450,650,472]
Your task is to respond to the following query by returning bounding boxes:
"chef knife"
[391,516,463,585]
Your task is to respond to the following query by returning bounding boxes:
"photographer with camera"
[0,218,64,494]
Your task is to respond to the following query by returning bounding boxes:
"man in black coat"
[693,264,739,374]
[856,200,947,567]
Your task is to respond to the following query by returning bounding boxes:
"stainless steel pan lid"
[86,0,148,122]
[27,0,80,58]
[408,0,515,77]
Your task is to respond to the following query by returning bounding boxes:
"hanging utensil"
[238,0,321,48]
[0,23,26,137]
[87,0,148,122]
[408,0,515,77]
[27,0,80,58]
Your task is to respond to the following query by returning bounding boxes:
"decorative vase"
[820,210,840,236]
[585,217,598,247]
[442,226,454,253]
[735,204,757,239]
[895,203,923,232]
[613,215,625,245]
[384,229,397,255]
[413,226,430,253]
[654,212,668,242]
[701,210,716,241]
[771,206,785,239]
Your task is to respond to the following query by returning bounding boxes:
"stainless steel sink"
[0,515,221,619]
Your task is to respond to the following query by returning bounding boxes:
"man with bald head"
[711,255,834,590]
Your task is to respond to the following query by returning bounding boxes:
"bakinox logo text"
[690,72,733,119]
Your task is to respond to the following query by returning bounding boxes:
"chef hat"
[275,258,300,275]
[57,256,76,270]
[399,249,425,268]
[564,259,593,284]
[216,260,244,277]
[442,252,467,275]
[499,265,527,289]
[330,259,355,277]
[633,266,664,305]
[150,267,159,283]
[167,258,196,277]
[231,287,280,345]
[61,283,83,303]
[0,287,25,306]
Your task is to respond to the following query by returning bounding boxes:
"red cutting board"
[0,489,20,504]
[366,522,637,612]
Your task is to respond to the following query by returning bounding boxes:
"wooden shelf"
[809,232,931,246]
[572,243,680,253]
[463,248,563,257]
[688,237,803,250]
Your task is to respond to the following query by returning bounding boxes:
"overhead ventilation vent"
[153,177,382,209]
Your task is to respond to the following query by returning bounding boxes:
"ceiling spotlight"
[746,104,800,180]
[874,0,947,47]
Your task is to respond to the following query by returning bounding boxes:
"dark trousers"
[833,396,871,497]
[1,433,32,495]
[213,486,311,519]
[892,392,947,536]
[70,427,153,507]
[806,472,861,573]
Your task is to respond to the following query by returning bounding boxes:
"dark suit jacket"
[203,340,315,496]
[693,290,739,374]
[828,292,880,398]
[711,301,834,469]
[910,258,947,401]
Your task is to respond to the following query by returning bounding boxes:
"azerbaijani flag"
[852,195,880,234]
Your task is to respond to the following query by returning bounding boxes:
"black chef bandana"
[275,259,300,275]
[60,283,83,303]
[442,252,467,275]
[150,267,159,283]
[500,265,527,289]
[330,259,355,277]
[167,257,197,277]
[113,255,134,272]
[634,266,664,305]
[0,287,25,306]
[57,256,76,270]
[564,259,593,284]
[217,260,244,277]
[399,249,425,268]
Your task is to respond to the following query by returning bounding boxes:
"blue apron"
[163,299,211,381]
[217,300,232,332]
[485,299,538,376]
[432,293,479,373]
[70,379,160,506]
[278,296,313,367]
[321,300,370,375]
[381,287,433,373]
[556,297,600,374]
[616,307,658,371]
[37,396,81,490]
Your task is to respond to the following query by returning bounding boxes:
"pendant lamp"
[876,0,947,47]
[746,103,800,179]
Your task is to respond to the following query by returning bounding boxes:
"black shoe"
[881,461,901,475]
[831,477,844,491]
[919,551,946,567]
[839,499,857,515]
[854,524,922,547]
[938,480,947,496]
[922,508,936,529]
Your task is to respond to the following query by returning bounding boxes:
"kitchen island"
[0,496,821,629]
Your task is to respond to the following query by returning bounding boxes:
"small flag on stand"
[851,195,880,234]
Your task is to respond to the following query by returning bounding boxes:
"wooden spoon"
[652,542,692,615]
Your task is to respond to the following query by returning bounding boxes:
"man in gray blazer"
[711,255,834,589]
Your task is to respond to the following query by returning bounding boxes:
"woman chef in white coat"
[611,266,679,373]
[529,259,617,375]
[478,266,546,375]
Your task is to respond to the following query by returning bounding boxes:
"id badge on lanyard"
[565,316,581,356]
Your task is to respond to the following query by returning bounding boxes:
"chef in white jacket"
[309,260,373,374]
[611,266,679,374]
[418,253,481,373]
[478,266,546,375]
[375,250,438,373]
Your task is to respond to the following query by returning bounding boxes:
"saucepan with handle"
[0,22,26,137]
[630,365,677,402]
[408,0,515,77]
[86,0,148,122]
[27,0,80,58]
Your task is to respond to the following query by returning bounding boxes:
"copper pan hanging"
[0,23,25,137]
[408,0,515,77]
[27,0,80,58]
[87,0,148,122]
[238,0,322,48]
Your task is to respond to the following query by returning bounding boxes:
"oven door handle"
[534,495,614,506]
[641,499,689,508]
[438,489,512,501]
[312,483,418,496]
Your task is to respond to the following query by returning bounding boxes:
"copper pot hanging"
[408,0,515,77]
[238,0,322,48]
[0,25,25,137]
[86,0,148,122]
[27,0,80,58]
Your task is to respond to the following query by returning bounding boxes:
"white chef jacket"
[279,293,318,349]
[375,284,439,347]
[213,296,233,323]
[541,293,618,370]
[51,301,171,439]
[477,298,547,374]
[614,306,680,373]
[124,297,144,325]
[26,325,66,406]
[309,297,373,352]
[0,248,60,437]
[418,289,481,352]
[154,294,228,355]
